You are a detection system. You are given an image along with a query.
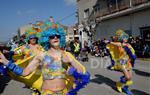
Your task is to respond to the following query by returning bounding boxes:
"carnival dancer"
[7,34,44,95]
[4,23,43,59]
[0,25,90,95]
[106,29,136,95]
[13,34,43,57]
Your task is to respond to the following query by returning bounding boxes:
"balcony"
[89,0,150,22]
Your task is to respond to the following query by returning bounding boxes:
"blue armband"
[106,48,115,66]
[124,46,136,67]
[120,76,127,84]
[7,61,23,75]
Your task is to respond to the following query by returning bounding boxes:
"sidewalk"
[137,58,150,62]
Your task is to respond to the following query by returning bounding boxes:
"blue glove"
[7,61,23,75]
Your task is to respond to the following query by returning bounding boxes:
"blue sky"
[0,0,77,42]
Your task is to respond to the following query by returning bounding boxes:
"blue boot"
[122,86,133,95]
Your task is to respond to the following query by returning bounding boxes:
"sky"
[0,0,77,42]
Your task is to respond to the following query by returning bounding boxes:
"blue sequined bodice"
[41,54,66,80]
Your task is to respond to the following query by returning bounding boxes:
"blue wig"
[38,23,66,50]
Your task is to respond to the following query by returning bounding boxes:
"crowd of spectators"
[65,35,150,59]
[1,34,149,60]
[90,36,150,58]
[128,36,150,58]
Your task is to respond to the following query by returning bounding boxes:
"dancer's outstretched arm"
[0,51,43,76]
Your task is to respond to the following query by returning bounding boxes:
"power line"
[56,12,76,23]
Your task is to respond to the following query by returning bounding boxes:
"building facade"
[77,0,150,43]
[77,0,98,47]
[66,26,80,42]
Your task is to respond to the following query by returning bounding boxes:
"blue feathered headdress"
[115,29,129,42]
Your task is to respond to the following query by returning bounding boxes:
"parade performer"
[13,34,44,58]
[106,29,136,95]
[9,33,44,95]
[0,23,45,95]
[0,21,90,95]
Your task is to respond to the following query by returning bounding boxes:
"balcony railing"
[89,0,150,21]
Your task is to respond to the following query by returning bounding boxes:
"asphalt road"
[0,56,150,95]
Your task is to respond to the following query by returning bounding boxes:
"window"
[84,8,90,18]
[93,4,100,14]
[140,26,150,44]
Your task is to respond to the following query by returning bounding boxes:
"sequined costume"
[107,29,136,95]
[41,53,67,80]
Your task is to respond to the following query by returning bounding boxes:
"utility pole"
[116,0,119,10]
[76,9,79,25]
[130,0,133,7]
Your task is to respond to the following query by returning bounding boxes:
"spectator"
[143,44,150,58]
[73,38,81,59]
